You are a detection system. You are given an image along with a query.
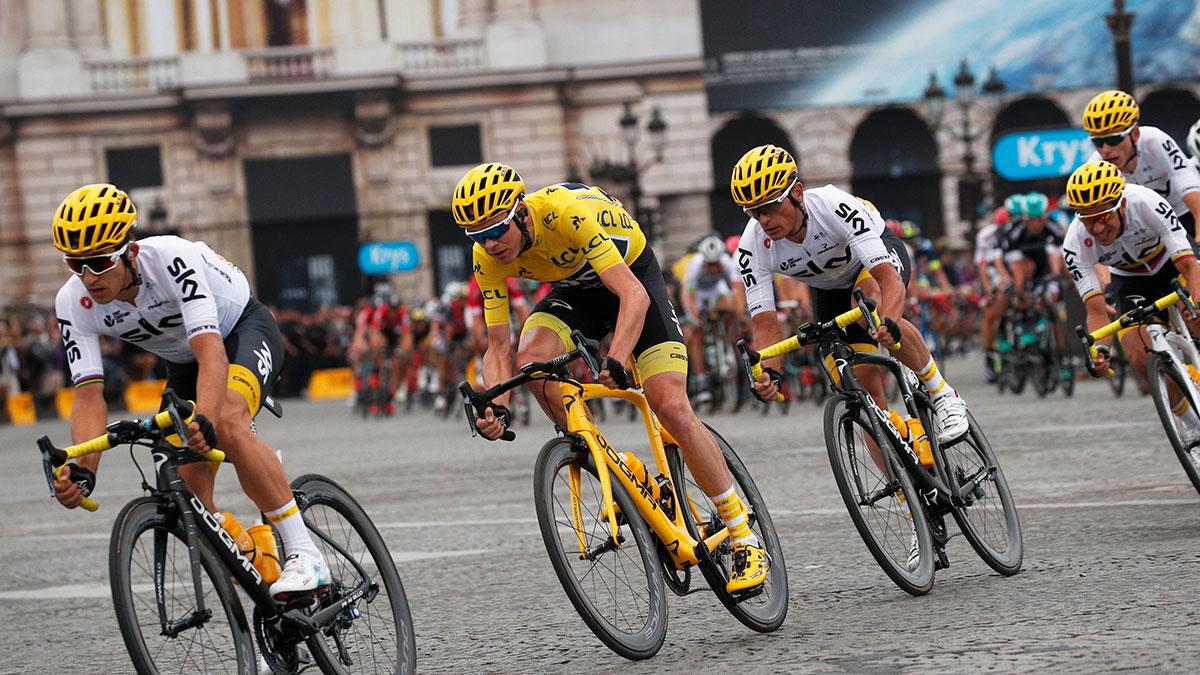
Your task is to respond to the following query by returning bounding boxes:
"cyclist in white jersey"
[975,212,1012,383]
[730,145,969,443]
[50,184,329,599]
[1082,90,1200,235]
[680,235,745,397]
[1063,163,1200,435]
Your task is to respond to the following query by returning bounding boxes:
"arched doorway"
[710,114,797,237]
[849,107,943,237]
[989,96,1072,202]
[1140,87,1200,149]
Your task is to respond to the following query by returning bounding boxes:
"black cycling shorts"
[523,249,688,380]
[811,228,912,345]
[1107,261,1182,320]
[163,297,285,417]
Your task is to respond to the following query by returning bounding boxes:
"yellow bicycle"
[459,331,787,660]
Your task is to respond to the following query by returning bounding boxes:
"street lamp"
[589,101,669,237]
[923,60,1005,242]
[1106,0,1136,93]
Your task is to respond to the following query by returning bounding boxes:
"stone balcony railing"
[85,55,181,94]
[64,39,487,99]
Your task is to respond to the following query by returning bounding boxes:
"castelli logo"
[1084,237,1093,248]
[80,296,93,309]
[764,239,772,249]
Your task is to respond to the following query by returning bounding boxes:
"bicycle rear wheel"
[290,474,417,675]
[824,396,935,596]
[1146,353,1200,496]
[939,412,1024,575]
[666,423,788,633]
[110,497,256,675]
[533,437,667,660]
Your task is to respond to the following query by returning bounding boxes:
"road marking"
[0,550,491,602]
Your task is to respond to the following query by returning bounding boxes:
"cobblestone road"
[2,357,1199,673]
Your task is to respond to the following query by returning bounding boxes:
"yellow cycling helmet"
[452,163,525,228]
[1066,160,1126,209]
[730,145,798,208]
[52,183,137,256]
[1082,90,1139,135]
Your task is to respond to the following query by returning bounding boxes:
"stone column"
[457,0,490,37]
[68,0,106,55]
[18,0,87,100]
[191,0,215,51]
[25,0,71,49]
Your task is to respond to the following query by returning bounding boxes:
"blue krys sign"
[358,241,420,274]
[992,128,1093,181]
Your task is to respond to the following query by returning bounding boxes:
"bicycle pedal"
[934,547,950,570]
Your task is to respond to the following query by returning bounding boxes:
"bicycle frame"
[559,380,730,570]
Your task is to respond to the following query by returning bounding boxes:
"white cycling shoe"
[933,393,970,445]
[270,551,331,600]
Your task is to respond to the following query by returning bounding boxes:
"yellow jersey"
[474,183,647,326]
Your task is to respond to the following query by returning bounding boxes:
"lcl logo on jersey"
[166,257,207,302]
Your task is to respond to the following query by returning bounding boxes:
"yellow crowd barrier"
[56,388,75,420]
[308,367,354,401]
[125,380,167,414]
[6,392,36,425]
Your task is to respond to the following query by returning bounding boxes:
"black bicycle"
[740,290,1023,595]
[37,390,416,674]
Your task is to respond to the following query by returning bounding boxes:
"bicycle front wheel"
[1146,353,1200,496]
[533,437,668,660]
[666,423,788,633]
[291,474,417,675]
[824,396,936,596]
[110,497,256,675]
[941,412,1024,575]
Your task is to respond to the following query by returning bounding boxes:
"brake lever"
[1172,279,1197,318]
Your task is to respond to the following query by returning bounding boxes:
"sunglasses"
[1078,198,1124,228]
[465,202,521,246]
[743,177,799,220]
[63,242,130,276]
[1090,126,1135,148]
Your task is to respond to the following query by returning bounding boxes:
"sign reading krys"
[992,127,1092,181]
[358,241,420,274]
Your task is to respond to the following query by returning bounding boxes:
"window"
[429,124,482,167]
[105,146,164,190]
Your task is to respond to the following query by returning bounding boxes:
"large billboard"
[702,0,1200,111]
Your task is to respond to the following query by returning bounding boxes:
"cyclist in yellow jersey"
[453,163,769,593]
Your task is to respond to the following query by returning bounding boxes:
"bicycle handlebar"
[736,292,899,403]
[459,330,605,442]
[37,390,226,512]
[1075,282,1192,378]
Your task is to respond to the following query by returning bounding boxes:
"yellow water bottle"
[218,512,257,561]
[247,524,282,584]
[906,419,934,469]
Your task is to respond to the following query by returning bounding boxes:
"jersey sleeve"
[472,245,515,327]
[55,284,105,386]
[737,221,775,317]
[565,202,625,276]
[161,239,221,340]
[1060,222,1102,302]
[1161,134,1200,202]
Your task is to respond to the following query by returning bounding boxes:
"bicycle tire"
[291,474,418,675]
[1146,353,1200,497]
[665,424,788,633]
[1061,354,1076,397]
[1109,353,1127,397]
[1009,358,1028,395]
[533,437,667,660]
[940,412,1024,575]
[824,396,936,596]
[1030,354,1051,398]
[110,497,256,675]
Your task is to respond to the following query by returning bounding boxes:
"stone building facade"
[2,0,1198,307]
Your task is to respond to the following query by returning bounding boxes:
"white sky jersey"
[683,253,740,292]
[55,236,251,385]
[1061,184,1193,302]
[1087,126,1200,218]
[737,185,891,316]
[974,223,1003,265]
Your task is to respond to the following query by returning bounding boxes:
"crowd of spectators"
[0,303,358,424]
